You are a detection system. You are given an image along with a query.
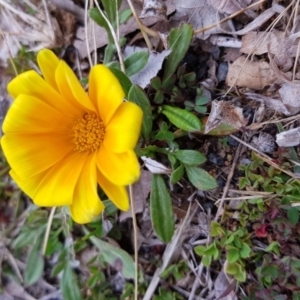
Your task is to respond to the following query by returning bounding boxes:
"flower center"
[72,113,105,152]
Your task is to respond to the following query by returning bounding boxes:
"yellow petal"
[104,102,143,153]
[69,155,104,224]
[1,132,73,178]
[37,49,60,90]
[7,70,82,118]
[97,146,140,185]
[97,170,129,211]
[2,95,70,134]
[10,152,88,206]
[55,61,96,112]
[89,65,124,124]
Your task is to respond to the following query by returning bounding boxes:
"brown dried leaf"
[119,170,152,222]
[226,56,277,89]
[205,100,248,134]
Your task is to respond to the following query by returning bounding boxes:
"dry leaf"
[245,92,294,116]
[172,0,231,40]
[119,170,152,222]
[241,30,296,70]
[123,46,171,88]
[279,82,300,115]
[205,100,248,134]
[276,128,300,147]
[209,0,254,16]
[226,56,277,89]
[141,156,171,174]
[251,132,276,153]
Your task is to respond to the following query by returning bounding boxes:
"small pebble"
[228,136,239,147]
[208,153,225,166]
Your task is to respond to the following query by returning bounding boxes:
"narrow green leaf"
[89,236,135,279]
[119,8,132,24]
[150,174,174,242]
[104,43,116,64]
[102,0,122,27]
[61,264,82,300]
[185,166,217,190]
[125,51,150,77]
[128,84,152,142]
[174,150,206,166]
[24,244,44,286]
[287,207,299,225]
[170,164,184,184]
[161,105,202,131]
[109,67,132,96]
[163,24,193,81]
[89,8,112,41]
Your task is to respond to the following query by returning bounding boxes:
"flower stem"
[129,184,138,300]
[42,206,56,255]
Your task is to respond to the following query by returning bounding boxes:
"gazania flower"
[1,49,143,224]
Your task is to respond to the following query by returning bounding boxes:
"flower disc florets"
[72,113,105,152]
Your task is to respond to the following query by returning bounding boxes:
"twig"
[194,0,266,35]
[126,0,153,49]
[214,143,242,221]
[229,134,299,179]
[129,184,139,300]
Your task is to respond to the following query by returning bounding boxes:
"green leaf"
[202,255,212,267]
[104,43,116,64]
[226,261,246,282]
[128,84,152,142]
[210,221,225,237]
[88,235,135,279]
[61,264,82,300]
[102,0,122,27]
[163,24,193,81]
[89,8,112,41]
[109,67,132,96]
[125,51,149,77]
[151,77,161,90]
[287,207,299,225]
[161,105,202,131]
[150,174,175,242]
[119,8,132,24]
[24,243,44,286]
[226,245,240,263]
[194,245,206,256]
[240,242,251,258]
[174,150,206,166]
[170,164,185,184]
[185,166,217,190]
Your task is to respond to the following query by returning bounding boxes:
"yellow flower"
[1,49,143,224]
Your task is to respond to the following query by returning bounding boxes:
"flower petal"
[104,102,143,153]
[97,146,140,185]
[10,152,88,206]
[97,170,129,211]
[89,65,124,124]
[37,49,60,90]
[1,132,74,178]
[7,70,82,118]
[2,95,70,134]
[69,155,104,224]
[55,61,96,112]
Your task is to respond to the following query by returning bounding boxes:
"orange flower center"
[72,113,105,152]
